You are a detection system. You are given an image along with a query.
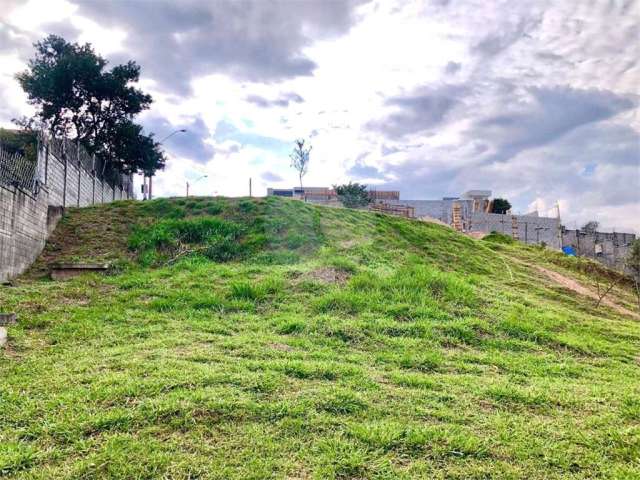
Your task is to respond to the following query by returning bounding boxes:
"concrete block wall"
[470,212,561,249]
[562,229,636,272]
[383,199,473,225]
[0,185,50,281]
[0,140,133,282]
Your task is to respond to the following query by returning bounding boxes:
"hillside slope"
[1,196,639,479]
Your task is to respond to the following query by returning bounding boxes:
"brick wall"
[0,139,134,282]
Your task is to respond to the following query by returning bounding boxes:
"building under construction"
[378,190,564,249]
[267,186,399,205]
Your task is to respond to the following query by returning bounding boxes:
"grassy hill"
[1,196,638,479]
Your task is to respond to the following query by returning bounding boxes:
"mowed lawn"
[1,197,639,479]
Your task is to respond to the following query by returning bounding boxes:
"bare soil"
[532,264,639,319]
[307,267,351,284]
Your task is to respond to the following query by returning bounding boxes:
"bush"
[334,182,371,209]
[482,231,514,244]
[128,217,244,263]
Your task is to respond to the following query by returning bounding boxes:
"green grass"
[1,196,639,479]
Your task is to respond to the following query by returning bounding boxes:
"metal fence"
[43,134,134,197]
[0,144,39,194]
[0,134,134,198]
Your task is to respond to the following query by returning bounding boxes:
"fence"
[0,146,39,194]
[43,135,134,197]
[369,203,415,218]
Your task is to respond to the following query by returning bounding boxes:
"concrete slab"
[50,263,109,281]
[0,313,16,326]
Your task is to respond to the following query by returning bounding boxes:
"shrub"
[334,182,371,209]
[482,231,514,244]
[128,217,244,263]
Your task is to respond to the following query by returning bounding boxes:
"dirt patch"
[269,342,293,352]
[467,231,489,240]
[339,239,360,249]
[307,267,351,284]
[418,216,451,228]
[532,264,639,320]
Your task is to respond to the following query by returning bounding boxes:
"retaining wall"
[0,140,133,282]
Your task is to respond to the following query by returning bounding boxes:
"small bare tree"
[290,139,311,189]
[626,239,640,310]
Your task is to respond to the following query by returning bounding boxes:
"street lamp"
[186,174,208,197]
[145,129,187,200]
[159,129,187,143]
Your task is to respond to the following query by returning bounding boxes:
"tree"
[290,139,311,188]
[581,221,599,234]
[491,198,511,214]
[107,120,166,175]
[334,182,370,209]
[16,35,160,174]
[0,128,38,162]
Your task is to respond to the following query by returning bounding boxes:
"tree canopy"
[16,35,164,175]
[581,221,600,234]
[491,198,512,214]
[334,182,371,209]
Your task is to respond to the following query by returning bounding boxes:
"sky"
[1,0,639,232]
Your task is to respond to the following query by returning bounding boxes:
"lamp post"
[145,129,187,200]
[186,174,208,197]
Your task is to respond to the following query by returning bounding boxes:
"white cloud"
[1,0,638,232]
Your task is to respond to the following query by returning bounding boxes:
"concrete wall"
[382,198,561,249]
[387,199,474,225]
[562,229,636,272]
[0,139,133,282]
[470,212,561,249]
[0,186,63,281]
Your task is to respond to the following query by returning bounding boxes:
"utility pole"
[556,201,562,248]
[186,174,207,197]
[249,177,252,197]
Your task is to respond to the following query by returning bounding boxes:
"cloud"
[142,115,215,164]
[70,0,368,93]
[1,0,638,232]
[472,16,540,57]
[444,61,461,75]
[261,171,283,182]
[348,160,385,180]
[366,84,467,138]
[246,92,304,108]
[473,86,637,164]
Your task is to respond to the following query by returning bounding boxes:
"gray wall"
[469,212,561,249]
[0,139,133,282]
[382,198,561,249]
[562,229,636,272]
[386,199,474,225]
